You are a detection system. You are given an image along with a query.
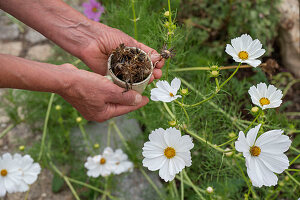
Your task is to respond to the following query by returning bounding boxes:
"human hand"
[58,64,149,122]
[80,23,164,83]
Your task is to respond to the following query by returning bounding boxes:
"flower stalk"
[131,0,138,40]
[38,93,55,161]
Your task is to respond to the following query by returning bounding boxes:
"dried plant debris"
[160,44,176,59]
[110,44,152,89]
[260,58,280,78]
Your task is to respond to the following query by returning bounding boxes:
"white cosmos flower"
[84,147,117,177]
[150,77,181,102]
[0,153,22,197]
[225,34,265,67]
[112,149,134,175]
[248,82,283,110]
[13,154,41,192]
[235,124,291,187]
[142,127,194,182]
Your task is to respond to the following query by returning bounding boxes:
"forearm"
[0,0,102,59]
[0,54,70,94]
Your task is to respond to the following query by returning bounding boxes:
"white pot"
[107,46,153,94]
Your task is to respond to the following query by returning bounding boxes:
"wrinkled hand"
[81,23,164,82]
[58,64,149,122]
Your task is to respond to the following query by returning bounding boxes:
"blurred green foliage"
[0,0,299,199]
[178,0,281,59]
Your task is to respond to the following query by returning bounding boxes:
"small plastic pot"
[107,46,153,94]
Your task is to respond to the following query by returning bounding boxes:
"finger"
[108,86,143,106]
[137,42,164,68]
[149,75,154,84]
[154,58,165,69]
[153,68,162,79]
[98,96,149,121]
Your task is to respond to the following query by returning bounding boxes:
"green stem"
[218,110,262,147]
[79,124,94,155]
[165,0,173,81]
[24,185,31,200]
[139,167,165,199]
[131,0,138,40]
[283,79,300,97]
[68,177,117,200]
[63,176,81,200]
[49,161,80,200]
[180,63,241,108]
[38,93,55,161]
[100,177,108,200]
[175,100,189,126]
[235,159,257,199]
[107,122,112,147]
[167,0,172,25]
[171,64,249,72]
[215,78,220,89]
[180,78,236,125]
[163,102,176,119]
[290,154,300,165]
[285,169,300,172]
[285,171,300,186]
[184,128,225,153]
[183,92,217,108]
[290,146,300,154]
[180,170,184,200]
[0,124,16,139]
[182,170,206,200]
[50,160,117,200]
[165,59,171,81]
[172,180,179,198]
[217,136,238,147]
[219,62,241,88]
[111,121,131,153]
[244,110,263,133]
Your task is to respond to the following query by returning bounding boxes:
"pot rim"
[107,46,154,86]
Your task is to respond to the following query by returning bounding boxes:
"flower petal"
[246,157,264,187]
[0,180,6,197]
[164,127,181,148]
[235,131,250,153]
[171,78,181,93]
[148,128,167,148]
[176,152,192,167]
[143,156,166,171]
[247,39,262,54]
[244,59,261,68]
[225,44,238,58]
[240,34,253,50]
[259,152,289,173]
[159,160,175,182]
[249,49,265,59]
[231,37,243,52]
[176,135,194,152]
[246,124,261,146]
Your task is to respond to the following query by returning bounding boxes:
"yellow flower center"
[259,97,270,106]
[169,92,174,97]
[1,169,8,177]
[238,51,249,60]
[100,158,106,165]
[92,7,98,13]
[164,147,176,159]
[250,146,261,156]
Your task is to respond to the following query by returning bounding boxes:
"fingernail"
[135,94,142,105]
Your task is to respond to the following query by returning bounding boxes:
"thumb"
[108,88,144,106]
